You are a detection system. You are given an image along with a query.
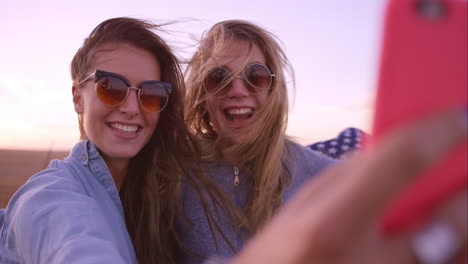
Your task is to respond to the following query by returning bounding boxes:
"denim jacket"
[0,141,137,264]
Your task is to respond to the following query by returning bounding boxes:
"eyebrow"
[217,61,266,71]
[94,69,172,93]
[95,70,132,86]
[94,70,165,87]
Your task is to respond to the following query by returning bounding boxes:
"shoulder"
[2,141,98,227]
[285,139,337,172]
[0,142,133,263]
[0,162,88,263]
[14,163,84,201]
[283,140,337,194]
[12,142,91,203]
[3,158,89,227]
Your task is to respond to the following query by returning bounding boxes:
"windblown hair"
[185,20,296,232]
[70,17,238,263]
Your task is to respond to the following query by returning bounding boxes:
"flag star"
[343,138,351,144]
[330,140,338,146]
[317,143,326,149]
[341,145,350,151]
[328,148,337,154]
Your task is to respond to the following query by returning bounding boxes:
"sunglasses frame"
[204,63,275,98]
[79,69,172,113]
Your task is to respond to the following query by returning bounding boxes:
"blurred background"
[0,0,386,206]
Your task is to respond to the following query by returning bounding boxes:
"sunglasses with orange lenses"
[79,70,172,113]
[204,63,275,98]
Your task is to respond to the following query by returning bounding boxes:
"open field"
[0,149,68,208]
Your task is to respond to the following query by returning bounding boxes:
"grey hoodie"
[178,140,336,264]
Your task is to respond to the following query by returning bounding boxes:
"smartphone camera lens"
[416,0,446,20]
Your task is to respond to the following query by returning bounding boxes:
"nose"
[119,88,140,117]
[227,76,249,98]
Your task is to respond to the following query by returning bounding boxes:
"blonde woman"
[181,19,335,261]
[180,19,467,263]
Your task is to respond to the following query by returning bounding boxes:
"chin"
[102,145,142,161]
[219,133,245,147]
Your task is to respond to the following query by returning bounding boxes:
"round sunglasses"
[79,70,172,113]
[204,63,275,98]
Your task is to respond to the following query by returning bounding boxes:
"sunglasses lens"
[96,76,128,105]
[244,64,272,93]
[139,83,169,112]
[204,67,230,96]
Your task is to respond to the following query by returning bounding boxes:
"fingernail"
[411,221,460,264]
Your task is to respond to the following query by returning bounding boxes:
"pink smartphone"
[370,0,467,236]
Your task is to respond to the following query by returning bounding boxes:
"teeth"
[227,108,253,115]
[109,123,139,134]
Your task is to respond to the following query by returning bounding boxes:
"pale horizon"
[0,0,386,152]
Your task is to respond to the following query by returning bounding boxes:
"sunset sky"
[0,0,386,151]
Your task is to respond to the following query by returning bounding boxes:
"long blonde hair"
[186,20,296,231]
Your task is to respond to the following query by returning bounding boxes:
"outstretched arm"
[231,110,467,264]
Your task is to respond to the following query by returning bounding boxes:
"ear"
[72,85,84,114]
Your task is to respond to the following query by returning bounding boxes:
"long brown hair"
[185,20,296,232]
[71,17,238,263]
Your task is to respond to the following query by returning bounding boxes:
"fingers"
[290,110,467,255]
[345,191,467,264]
[410,190,468,264]
[349,200,466,264]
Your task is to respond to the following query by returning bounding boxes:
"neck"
[220,142,240,165]
[217,134,245,165]
[222,150,239,164]
[102,156,129,191]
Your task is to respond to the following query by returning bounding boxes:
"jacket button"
[82,155,87,161]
